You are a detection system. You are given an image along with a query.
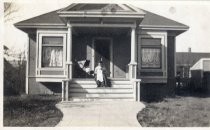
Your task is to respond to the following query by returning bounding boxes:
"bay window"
[138,32,167,79]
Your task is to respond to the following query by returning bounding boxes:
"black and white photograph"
[2,0,210,128]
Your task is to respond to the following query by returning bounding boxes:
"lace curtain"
[41,36,63,67]
[42,47,63,67]
[141,48,161,68]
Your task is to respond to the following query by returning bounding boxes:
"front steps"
[68,79,135,101]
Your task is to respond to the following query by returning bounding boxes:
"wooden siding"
[28,78,61,94]
[28,33,58,94]
[28,33,36,76]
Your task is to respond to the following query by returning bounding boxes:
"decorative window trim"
[36,30,67,77]
[138,31,167,78]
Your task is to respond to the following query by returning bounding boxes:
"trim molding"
[141,77,167,83]
[70,23,136,28]
[25,34,29,94]
[140,25,189,31]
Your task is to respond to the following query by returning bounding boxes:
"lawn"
[4,95,63,127]
[137,96,210,127]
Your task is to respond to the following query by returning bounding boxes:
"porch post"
[129,27,137,79]
[62,22,72,102]
[67,22,73,79]
[65,81,69,101]
[131,27,136,64]
[62,81,64,101]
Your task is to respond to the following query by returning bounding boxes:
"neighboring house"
[190,58,210,90]
[14,3,188,101]
[176,52,210,78]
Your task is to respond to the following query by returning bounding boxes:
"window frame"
[141,46,162,69]
[41,36,64,68]
[138,31,167,78]
[36,30,67,77]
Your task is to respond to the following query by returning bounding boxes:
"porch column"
[61,81,64,101]
[62,22,72,102]
[67,22,73,79]
[131,27,136,64]
[129,27,137,79]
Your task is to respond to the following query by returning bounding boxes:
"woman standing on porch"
[94,61,108,87]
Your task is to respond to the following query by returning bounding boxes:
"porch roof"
[57,3,145,18]
[14,3,189,31]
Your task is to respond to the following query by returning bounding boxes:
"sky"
[3,0,210,53]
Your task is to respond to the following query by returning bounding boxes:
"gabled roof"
[176,52,210,67]
[14,3,188,31]
[190,58,210,71]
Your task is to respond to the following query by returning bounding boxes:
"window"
[141,38,162,69]
[141,48,161,68]
[41,36,63,67]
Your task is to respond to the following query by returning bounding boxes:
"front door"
[93,38,112,77]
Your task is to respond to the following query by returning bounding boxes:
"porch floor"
[56,101,145,127]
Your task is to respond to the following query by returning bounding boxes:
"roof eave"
[57,11,145,19]
[14,23,66,29]
[140,25,189,31]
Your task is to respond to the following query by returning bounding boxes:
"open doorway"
[92,38,113,78]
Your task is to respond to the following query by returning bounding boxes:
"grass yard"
[4,95,63,127]
[137,96,210,127]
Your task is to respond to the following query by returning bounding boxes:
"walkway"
[56,101,145,127]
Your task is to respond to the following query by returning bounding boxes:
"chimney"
[188,47,191,53]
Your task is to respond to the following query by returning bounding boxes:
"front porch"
[61,24,141,101]
[72,27,131,79]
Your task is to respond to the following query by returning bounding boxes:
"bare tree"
[4,3,25,95]
[4,46,26,95]
[4,2,18,22]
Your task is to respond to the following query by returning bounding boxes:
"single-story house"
[15,3,188,101]
[176,51,210,78]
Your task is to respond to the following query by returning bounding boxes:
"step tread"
[69,93,134,98]
[70,80,131,85]
[70,91,133,94]
[69,89,133,93]
[69,98,135,101]
[69,84,133,88]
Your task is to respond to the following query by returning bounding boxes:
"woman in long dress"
[94,61,107,87]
